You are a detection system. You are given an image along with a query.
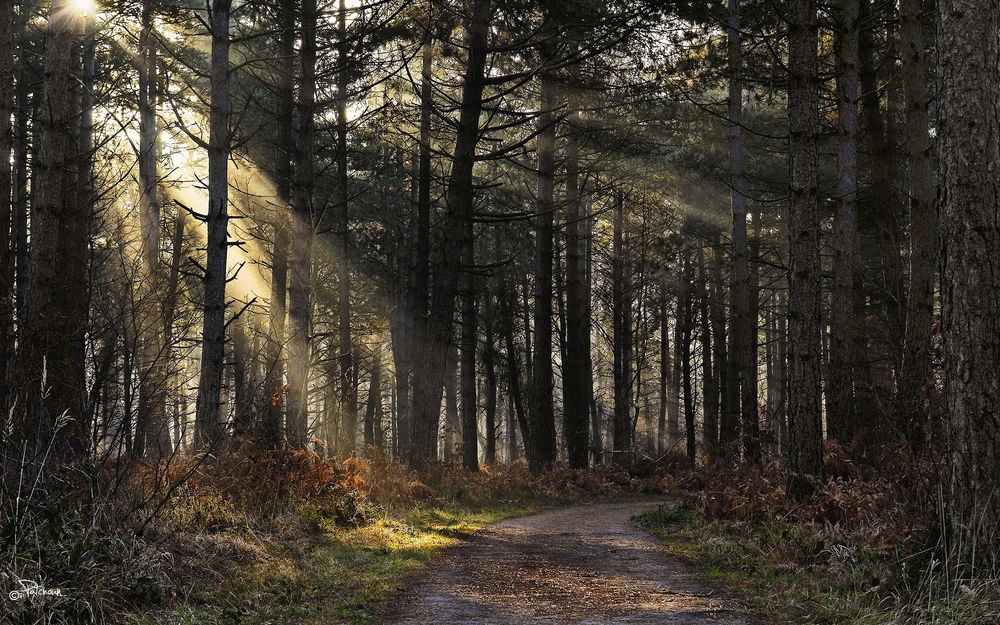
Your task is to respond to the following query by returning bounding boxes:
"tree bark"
[286,0,318,448]
[335,0,357,453]
[699,246,718,462]
[364,346,383,449]
[709,236,728,460]
[658,284,670,454]
[939,0,1000,572]
[19,0,87,455]
[483,296,498,464]
[727,0,755,462]
[786,0,824,501]
[137,0,170,458]
[530,70,557,473]
[611,192,633,463]
[0,0,14,416]
[409,0,490,470]
[263,0,297,450]
[828,0,862,447]
[679,254,695,464]
[897,0,936,453]
[194,0,233,447]
[460,231,478,471]
[563,94,590,468]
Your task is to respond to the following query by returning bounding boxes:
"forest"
[1,0,998,623]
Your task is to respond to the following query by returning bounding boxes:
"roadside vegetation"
[636,443,999,625]
[2,447,666,625]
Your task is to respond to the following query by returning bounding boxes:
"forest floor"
[378,502,748,625]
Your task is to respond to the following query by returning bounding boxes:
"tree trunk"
[939,0,1000,573]
[563,96,590,468]
[860,0,904,386]
[409,0,490,470]
[18,1,88,455]
[402,29,435,460]
[529,71,557,473]
[699,246,718,462]
[897,0,936,453]
[709,236,728,460]
[727,0,755,462]
[286,0,317,448]
[658,285,670,454]
[137,0,170,458]
[443,342,459,460]
[264,0,296,450]
[364,347,383,449]
[336,0,357,453]
[612,192,633,463]
[679,255,695,464]
[668,273,682,449]
[828,0,862,448]
[499,276,530,464]
[0,0,14,416]
[460,231,478,471]
[786,0,824,501]
[483,296,498,464]
[194,0,233,447]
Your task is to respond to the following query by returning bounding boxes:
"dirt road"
[380,502,749,624]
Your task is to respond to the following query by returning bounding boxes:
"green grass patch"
[127,502,534,625]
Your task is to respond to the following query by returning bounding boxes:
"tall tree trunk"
[443,342,459,460]
[787,0,824,501]
[0,0,14,416]
[897,0,936,453]
[709,236,727,459]
[264,0,297,450]
[611,192,633,462]
[194,0,233,447]
[138,0,170,458]
[775,287,789,455]
[563,95,590,468]
[860,0,904,388]
[13,57,30,330]
[939,0,1000,572]
[409,0,490,470]
[460,233,478,471]
[530,71,557,473]
[668,275,682,449]
[401,30,435,461]
[679,254,695,464]
[364,347,383,448]
[699,246,719,462]
[286,0,318,448]
[231,316,252,436]
[18,1,87,455]
[828,0,863,447]
[499,276,530,463]
[745,222,760,460]
[658,285,670,454]
[335,0,357,453]
[727,0,755,462]
[483,296,498,464]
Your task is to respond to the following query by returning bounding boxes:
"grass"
[634,505,1000,625]
[126,502,536,625]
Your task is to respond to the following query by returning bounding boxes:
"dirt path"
[380,502,749,624]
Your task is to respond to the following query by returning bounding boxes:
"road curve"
[379,502,750,625]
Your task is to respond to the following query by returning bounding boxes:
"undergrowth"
[1,445,667,625]
[637,442,999,625]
